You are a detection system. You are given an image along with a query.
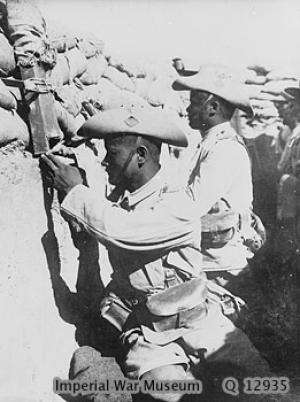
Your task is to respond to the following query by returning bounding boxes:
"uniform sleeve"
[190,141,249,216]
[61,184,200,252]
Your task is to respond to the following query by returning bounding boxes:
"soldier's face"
[187,91,211,130]
[102,136,137,186]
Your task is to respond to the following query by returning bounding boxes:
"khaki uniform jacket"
[187,122,254,271]
[61,168,204,298]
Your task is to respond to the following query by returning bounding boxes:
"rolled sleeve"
[61,185,200,252]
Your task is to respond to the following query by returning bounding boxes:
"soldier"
[277,84,300,250]
[173,64,265,295]
[41,107,270,401]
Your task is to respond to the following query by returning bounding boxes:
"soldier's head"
[77,107,188,192]
[186,90,236,131]
[173,64,254,132]
[282,84,300,129]
[102,133,162,190]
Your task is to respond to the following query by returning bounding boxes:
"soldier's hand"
[40,154,83,195]
[82,100,101,120]
[48,142,76,158]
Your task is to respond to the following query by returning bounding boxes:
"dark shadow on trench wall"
[40,178,119,354]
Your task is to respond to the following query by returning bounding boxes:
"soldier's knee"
[69,346,102,379]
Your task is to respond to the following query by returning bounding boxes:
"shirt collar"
[121,167,165,208]
[203,121,233,140]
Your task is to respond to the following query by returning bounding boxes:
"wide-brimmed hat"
[77,107,188,147]
[172,64,254,117]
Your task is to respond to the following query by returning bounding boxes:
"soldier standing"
[173,64,265,294]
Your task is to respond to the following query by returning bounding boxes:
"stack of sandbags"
[0,30,16,77]
[244,68,283,118]
[6,0,55,68]
[240,66,289,141]
[0,0,36,147]
[0,78,30,146]
[0,0,54,147]
[245,64,300,111]
[43,18,185,140]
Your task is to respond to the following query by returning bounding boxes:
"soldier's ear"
[136,146,148,166]
[210,100,219,111]
[207,99,220,117]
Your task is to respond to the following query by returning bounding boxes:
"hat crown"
[196,64,238,88]
[172,63,254,117]
[78,107,188,147]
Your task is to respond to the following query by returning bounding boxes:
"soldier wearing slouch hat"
[41,105,270,401]
[173,64,265,291]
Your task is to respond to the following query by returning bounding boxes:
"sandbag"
[49,49,87,87]
[55,101,85,140]
[79,54,108,86]
[141,60,177,82]
[250,99,276,110]
[0,79,17,110]
[163,91,186,116]
[56,84,84,117]
[81,84,103,104]
[77,34,105,58]
[80,80,121,110]
[47,19,78,53]
[253,106,279,118]
[262,80,299,96]
[251,92,287,102]
[267,69,300,81]
[102,66,135,92]
[247,64,271,76]
[0,108,29,146]
[48,53,70,87]
[65,48,87,81]
[52,36,78,53]
[6,0,55,68]
[143,78,173,107]
[108,54,147,78]
[99,89,148,111]
[0,32,16,77]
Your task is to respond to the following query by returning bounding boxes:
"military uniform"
[57,108,270,401]
[188,122,254,271]
[62,166,268,363]
[173,65,263,291]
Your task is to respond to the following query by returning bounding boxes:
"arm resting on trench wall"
[61,184,201,253]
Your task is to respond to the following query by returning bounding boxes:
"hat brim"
[77,109,188,148]
[173,76,254,118]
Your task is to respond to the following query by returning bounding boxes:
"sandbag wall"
[0,13,30,146]
[43,19,186,143]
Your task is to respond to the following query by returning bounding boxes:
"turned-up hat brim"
[77,107,188,147]
[172,64,254,118]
